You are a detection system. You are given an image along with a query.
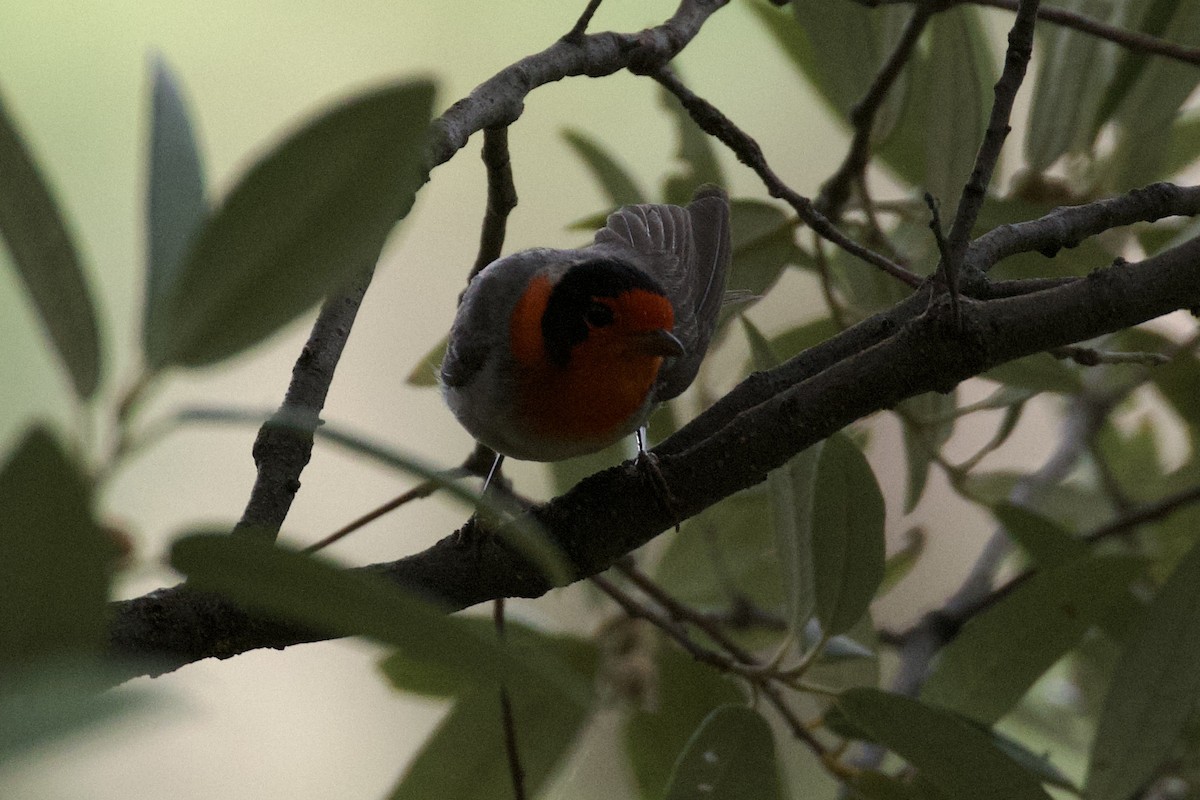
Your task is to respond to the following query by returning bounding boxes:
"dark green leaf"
[655,487,785,634]
[921,555,1143,724]
[389,634,596,800]
[664,706,783,800]
[992,503,1084,568]
[659,84,723,206]
[728,199,799,298]
[982,354,1083,396]
[626,641,744,798]
[1090,0,1180,134]
[405,335,447,387]
[878,528,925,598]
[964,471,1114,531]
[1106,0,1200,188]
[144,56,207,352]
[0,660,157,759]
[562,128,644,206]
[0,427,113,667]
[768,438,824,637]
[170,533,587,702]
[850,771,937,800]
[144,80,434,368]
[838,688,1054,800]
[899,391,956,512]
[812,433,886,635]
[785,0,910,124]
[1161,109,1200,178]
[1117,328,1200,431]
[1085,536,1200,800]
[1024,0,1121,171]
[917,8,992,211]
[0,91,102,398]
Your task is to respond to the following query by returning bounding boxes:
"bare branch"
[651,68,923,289]
[975,0,1200,68]
[816,6,933,220]
[853,0,1200,68]
[941,0,1040,296]
[468,126,518,285]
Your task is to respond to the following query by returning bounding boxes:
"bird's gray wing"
[591,185,731,400]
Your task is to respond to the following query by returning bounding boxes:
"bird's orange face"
[508,260,680,446]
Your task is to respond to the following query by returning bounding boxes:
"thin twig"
[1051,345,1170,367]
[304,478,446,553]
[1084,483,1200,544]
[494,598,527,800]
[468,126,518,285]
[563,0,606,43]
[941,0,1040,298]
[590,573,830,757]
[651,68,923,289]
[975,0,1200,67]
[817,5,933,220]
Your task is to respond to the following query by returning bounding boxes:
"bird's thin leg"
[635,426,681,532]
[456,452,505,551]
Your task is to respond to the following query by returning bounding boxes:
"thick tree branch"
[109,227,1200,680]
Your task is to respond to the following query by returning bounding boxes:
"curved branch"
[109,229,1200,680]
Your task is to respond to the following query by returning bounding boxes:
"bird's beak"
[629,329,685,358]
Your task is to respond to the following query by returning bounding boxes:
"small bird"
[441,185,731,465]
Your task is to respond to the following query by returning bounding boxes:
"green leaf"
[982,353,1083,396]
[728,199,799,298]
[1107,0,1200,188]
[562,128,644,206]
[812,433,886,635]
[899,391,956,513]
[878,528,925,598]
[664,706,783,800]
[1085,535,1200,800]
[1024,0,1122,171]
[768,440,823,637]
[144,56,207,352]
[170,533,587,702]
[965,471,1114,531]
[0,90,102,399]
[144,79,434,369]
[626,641,744,798]
[655,487,785,644]
[838,688,1054,800]
[0,427,113,667]
[1090,0,1180,134]
[389,634,596,800]
[992,502,1084,567]
[849,771,933,800]
[405,335,447,387]
[783,0,911,124]
[1161,109,1200,178]
[916,8,992,211]
[0,660,158,759]
[921,555,1143,724]
[659,83,724,205]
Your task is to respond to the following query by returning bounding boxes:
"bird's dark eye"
[584,301,614,328]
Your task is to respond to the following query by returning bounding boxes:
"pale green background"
[0,2,1053,798]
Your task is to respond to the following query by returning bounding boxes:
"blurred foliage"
[3,1,1200,798]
